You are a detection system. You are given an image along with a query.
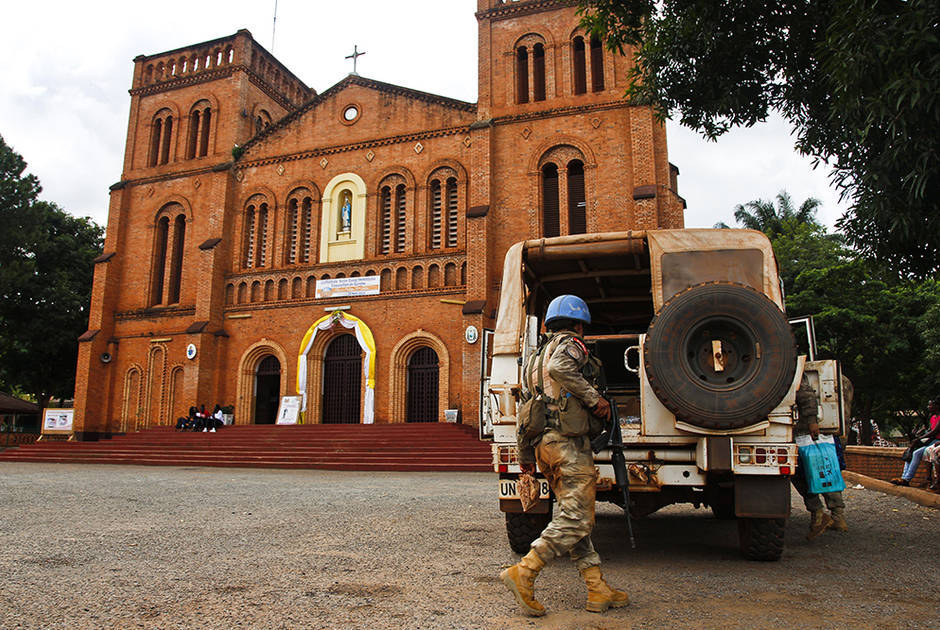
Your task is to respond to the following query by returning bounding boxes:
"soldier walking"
[500,295,628,616]
[792,374,848,538]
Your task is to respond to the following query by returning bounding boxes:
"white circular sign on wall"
[465,325,479,344]
[186,343,197,360]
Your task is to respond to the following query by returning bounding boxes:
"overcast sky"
[1,0,849,232]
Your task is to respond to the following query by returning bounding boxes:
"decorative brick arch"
[121,364,143,433]
[144,344,168,429]
[388,331,450,423]
[528,136,597,173]
[235,340,290,425]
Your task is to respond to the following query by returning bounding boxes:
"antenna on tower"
[271,0,278,52]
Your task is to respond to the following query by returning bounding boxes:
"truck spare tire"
[644,282,796,430]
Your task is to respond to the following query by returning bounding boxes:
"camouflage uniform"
[792,374,845,514]
[524,330,603,569]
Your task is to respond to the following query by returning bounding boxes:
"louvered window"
[380,186,392,254]
[243,207,255,268]
[287,199,298,264]
[301,197,312,263]
[446,178,458,248]
[533,44,546,102]
[573,37,587,95]
[395,184,406,253]
[567,160,586,234]
[516,47,529,104]
[590,37,604,92]
[541,164,560,237]
[257,204,268,267]
[430,180,442,249]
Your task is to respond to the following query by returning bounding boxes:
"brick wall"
[845,446,932,486]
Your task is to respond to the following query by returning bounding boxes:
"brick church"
[72,0,685,439]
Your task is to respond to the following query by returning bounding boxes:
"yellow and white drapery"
[296,311,377,423]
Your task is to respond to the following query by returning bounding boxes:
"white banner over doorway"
[296,311,377,423]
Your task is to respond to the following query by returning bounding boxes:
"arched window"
[395,184,407,253]
[151,203,186,305]
[285,190,315,265]
[254,109,272,135]
[378,176,407,255]
[242,199,269,269]
[380,185,393,254]
[243,206,255,268]
[446,177,459,248]
[167,214,186,303]
[428,168,460,250]
[429,180,442,249]
[590,36,605,92]
[533,43,546,102]
[567,160,586,234]
[572,36,587,95]
[541,163,560,238]
[149,109,175,167]
[151,217,169,305]
[540,146,589,237]
[187,100,212,159]
[516,46,529,104]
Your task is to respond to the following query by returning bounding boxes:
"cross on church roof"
[346,45,366,76]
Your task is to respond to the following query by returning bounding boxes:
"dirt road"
[0,463,936,629]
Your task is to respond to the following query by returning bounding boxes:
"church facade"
[72,0,685,439]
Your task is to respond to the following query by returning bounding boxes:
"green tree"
[0,134,104,407]
[581,0,940,277]
[732,191,822,239]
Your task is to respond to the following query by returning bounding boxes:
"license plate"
[499,478,551,500]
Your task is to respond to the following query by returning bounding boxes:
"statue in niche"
[340,191,352,232]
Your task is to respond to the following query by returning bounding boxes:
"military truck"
[487,230,844,561]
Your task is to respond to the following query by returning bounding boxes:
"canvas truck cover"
[492,229,782,356]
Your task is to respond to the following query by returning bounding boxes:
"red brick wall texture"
[72,1,686,437]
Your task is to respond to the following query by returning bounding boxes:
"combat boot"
[500,549,546,616]
[807,510,833,540]
[828,508,848,532]
[580,565,629,613]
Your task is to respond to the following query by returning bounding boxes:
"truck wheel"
[506,510,551,554]
[738,517,785,561]
[644,282,796,430]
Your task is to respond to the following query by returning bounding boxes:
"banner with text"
[315,276,380,300]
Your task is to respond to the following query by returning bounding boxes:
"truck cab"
[488,230,843,561]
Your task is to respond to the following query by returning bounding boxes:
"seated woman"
[924,442,940,492]
[891,399,940,486]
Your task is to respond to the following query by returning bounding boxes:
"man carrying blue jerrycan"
[792,374,848,539]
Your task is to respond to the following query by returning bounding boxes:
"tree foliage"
[581,0,940,277]
[0,134,104,406]
[725,190,940,440]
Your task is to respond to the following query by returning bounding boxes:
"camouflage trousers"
[530,431,601,571]
[791,469,846,513]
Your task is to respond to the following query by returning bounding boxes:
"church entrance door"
[322,334,362,424]
[407,347,439,422]
[254,355,281,424]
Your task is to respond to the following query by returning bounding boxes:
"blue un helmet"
[545,294,591,327]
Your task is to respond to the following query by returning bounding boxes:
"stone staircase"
[0,423,493,472]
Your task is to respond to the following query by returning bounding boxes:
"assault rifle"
[591,396,636,549]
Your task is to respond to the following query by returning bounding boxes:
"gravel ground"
[0,463,937,629]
